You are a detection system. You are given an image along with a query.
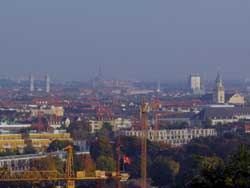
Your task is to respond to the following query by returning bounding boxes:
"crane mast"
[64,145,75,188]
[116,133,121,188]
[141,100,149,188]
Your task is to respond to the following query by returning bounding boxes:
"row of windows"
[125,130,216,145]
[149,134,210,141]
[126,130,215,137]
[148,130,215,137]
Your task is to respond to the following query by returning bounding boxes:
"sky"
[0,0,250,81]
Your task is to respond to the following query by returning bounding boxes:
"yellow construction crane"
[140,99,149,188]
[0,145,129,188]
[64,145,75,188]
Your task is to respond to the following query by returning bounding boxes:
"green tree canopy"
[47,140,73,152]
[67,120,91,140]
[188,145,250,188]
[23,145,37,154]
[96,156,116,171]
[95,122,113,139]
[150,156,180,188]
[90,137,113,160]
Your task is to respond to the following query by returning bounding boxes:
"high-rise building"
[45,74,50,93]
[189,75,201,94]
[213,72,225,104]
[29,74,34,93]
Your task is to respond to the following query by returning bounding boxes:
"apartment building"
[121,128,216,147]
[0,132,72,152]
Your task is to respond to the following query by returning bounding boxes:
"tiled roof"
[198,107,250,120]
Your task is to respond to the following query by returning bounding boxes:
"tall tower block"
[189,74,201,94]
[45,74,50,93]
[30,74,34,93]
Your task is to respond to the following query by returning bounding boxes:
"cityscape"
[0,71,249,188]
[1,1,250,188]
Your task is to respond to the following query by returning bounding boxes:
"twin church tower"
[29,73,50,94]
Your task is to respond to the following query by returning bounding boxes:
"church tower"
[213,71,225,104]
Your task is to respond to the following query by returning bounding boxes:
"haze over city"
[0,0,250,81]
[2,1,250,188]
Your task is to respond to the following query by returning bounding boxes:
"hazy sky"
[0,0,250,81]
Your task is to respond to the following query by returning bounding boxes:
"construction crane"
[140,99,149,188]
[116,132,121,188]
[0,145,129,188]
[64,145,75,188]
[150,99,162,130]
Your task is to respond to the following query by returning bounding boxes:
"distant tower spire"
[98,66,103,80]
[156,81,161,101]
[157,81,161,94]
[45,73,50,93]
[213,70,225,104]
[93,66,104,88]
[30,73,34,93]
[215,70,223,87]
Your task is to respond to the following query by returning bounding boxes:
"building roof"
[225,92,244,103]
[160,112,196,119]
[197,107,250,120]
[225,93,235,102]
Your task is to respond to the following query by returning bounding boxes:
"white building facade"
[189,75,201,93]
[122,128,217,147]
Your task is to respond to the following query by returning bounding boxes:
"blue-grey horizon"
[0,0,249,81]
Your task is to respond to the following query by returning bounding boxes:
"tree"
[188,145,250,188]
[224,145,250,188]
[120,136,142,178]
[31,156,64,174]
[103,122,112,131]
[96,122,113,139]
[90,137,113,160]
[0,149,19,156]
[203,118,212,127]
[47,140,73,152]
[96,156,116,171]
[74,154,84,172]
[23,145,36,154]
[82,154,96,176]
[67,120,91,140]
[150,156,180,188]
[188,156,225,188]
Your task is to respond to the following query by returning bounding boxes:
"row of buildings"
[0,131,72,153]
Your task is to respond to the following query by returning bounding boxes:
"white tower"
[45,74,50,93]
[213,72,225,104]
[189,74,201,94]
[30,74,34,93]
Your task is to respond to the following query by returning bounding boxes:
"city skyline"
[0,71,248,83]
